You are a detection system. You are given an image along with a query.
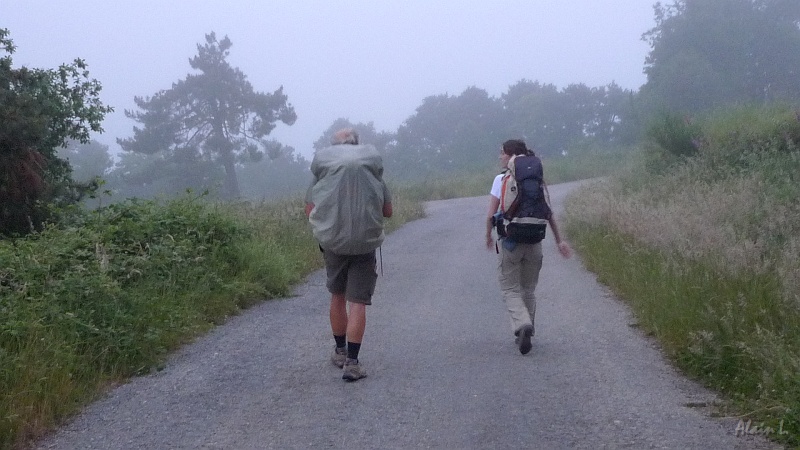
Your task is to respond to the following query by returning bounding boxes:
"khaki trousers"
[497,240,543,334]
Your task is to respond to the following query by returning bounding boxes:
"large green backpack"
[308,144,386,255]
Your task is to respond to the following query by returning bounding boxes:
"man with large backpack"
[305,128,393,381]
[485,139,571,355]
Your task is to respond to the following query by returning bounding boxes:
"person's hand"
[485,234,494,250]
[557,241,572,259]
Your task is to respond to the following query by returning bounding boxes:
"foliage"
[643,112,703,173]
[700,104,800,162]
[640,0,800,114]
[117,32,297,199]
[390,86,505,179]
[564,105,800,446]
[644,105,800,176]
[376,80,634,184]
[0,28,112,237]
[502,81,567,155]
[502,80,637,157]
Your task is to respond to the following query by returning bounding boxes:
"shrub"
[646,112,702,160]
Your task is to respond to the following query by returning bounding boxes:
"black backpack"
[495,154,552,244]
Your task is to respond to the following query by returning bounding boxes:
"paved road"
[36,181,781,449]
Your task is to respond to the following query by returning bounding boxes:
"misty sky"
[3,1,656,159]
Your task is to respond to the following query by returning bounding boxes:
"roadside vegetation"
[564,104,800,446]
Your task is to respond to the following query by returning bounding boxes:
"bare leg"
[330,293,347,337]
[346,302,366,343]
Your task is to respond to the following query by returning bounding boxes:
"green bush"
[646,112,703,160]
[0,195,282,448]
[703,105,800,159]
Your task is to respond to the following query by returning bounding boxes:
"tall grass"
[565,104,800,446]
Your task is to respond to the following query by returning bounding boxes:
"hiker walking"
[305,128,393,381]
[485,139,571,355]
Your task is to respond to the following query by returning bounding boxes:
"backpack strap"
[498,169,515,216]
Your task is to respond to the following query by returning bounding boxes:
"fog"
[3,1,655,159]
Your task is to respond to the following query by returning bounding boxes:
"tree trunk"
[221,152,240,199]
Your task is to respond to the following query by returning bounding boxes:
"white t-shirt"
[490,173,503,199]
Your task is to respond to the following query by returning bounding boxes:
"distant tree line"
[4,0,800,235]
[639,0,800,114]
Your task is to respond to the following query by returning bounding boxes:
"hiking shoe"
[342,358,367,382]
[331,347,347,368]
[517,324,533,355]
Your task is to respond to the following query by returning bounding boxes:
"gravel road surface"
[36,181,782,449]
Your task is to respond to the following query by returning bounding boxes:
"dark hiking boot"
[517,324,533,355]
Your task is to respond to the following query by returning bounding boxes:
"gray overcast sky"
[3,1,655,159]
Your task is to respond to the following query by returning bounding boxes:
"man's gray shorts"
[322,250,377,305]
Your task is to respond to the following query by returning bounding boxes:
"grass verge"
[563,105,800,446]
[566,225,800,446]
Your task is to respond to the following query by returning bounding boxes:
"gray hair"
[330,128,359,145]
